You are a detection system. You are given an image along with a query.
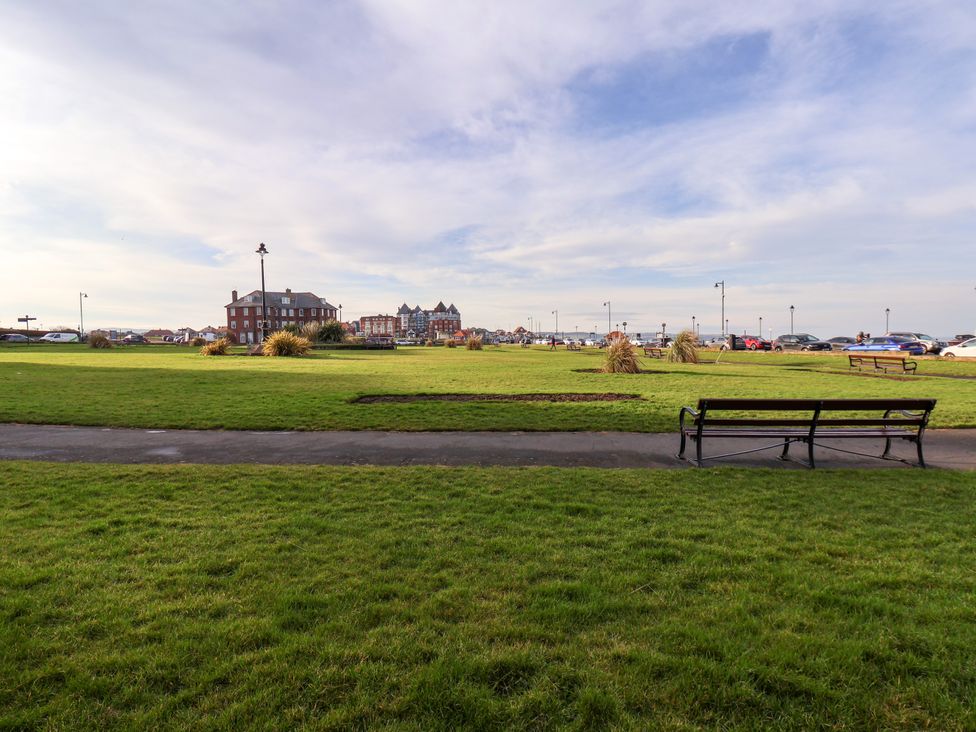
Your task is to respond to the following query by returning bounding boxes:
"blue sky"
[1,0,975,336]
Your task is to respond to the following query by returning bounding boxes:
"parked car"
[39,332,79,343]
[843,336,926,355]
[772,334,832,351]
[740,335,771,351]
[0,333,29,342]
[826,336,856,350]
[886,332,945,354]
[947,334,975,346]
[122,334,149,344]
[720,334,747,351]
[940,337,976,358]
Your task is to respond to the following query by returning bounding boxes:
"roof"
[226,289,337,310]
[447,303,458,313]
[397,303,412,314]
[433,301,447,313]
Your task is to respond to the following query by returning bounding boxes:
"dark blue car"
[843,336,925,355]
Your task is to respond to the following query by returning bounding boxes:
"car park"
[122,334,149,344]
[771,334,832,351]
[940,337,976,358]
[741,335,771,351]
[886,332,945,354]
[39,332,79,343]
[947,334,975,346]
[843,336,925,355]
[826,336,856,350]
[0,333,29,342]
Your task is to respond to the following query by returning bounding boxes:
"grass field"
[1,344,975,432]
[2,462,975,729]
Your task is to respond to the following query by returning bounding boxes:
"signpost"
[17,315,36,345]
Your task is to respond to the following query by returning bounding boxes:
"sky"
[2,0,975,337]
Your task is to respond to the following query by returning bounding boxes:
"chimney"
[231,289,238,302]
[285,288,292,294]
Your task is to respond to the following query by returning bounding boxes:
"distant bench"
[566,342,581,351]
[677,398,936,468]
[848,354,917,374]
[643,347,665,359]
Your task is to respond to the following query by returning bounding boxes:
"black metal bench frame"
[848,354,917,374]
[566,343,581,351]
[643,347,665,359]
[677,398,936,468]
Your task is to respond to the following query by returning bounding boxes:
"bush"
[601,337,641,374]
[465,335,483,350]
[444,339,457,348]
[300,322,321,342]
[191,337,207,347]
[263,330,311,357]
[316,320,345,344]
[200,338,230,356]
[89,333,113,349]
[666,330,699,364]
[282,324,302,336]
[425,340,434,347]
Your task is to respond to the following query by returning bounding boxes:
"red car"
[741,335,771,351]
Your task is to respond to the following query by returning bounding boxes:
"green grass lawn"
[2,462,975,729]
[1,344,974,432]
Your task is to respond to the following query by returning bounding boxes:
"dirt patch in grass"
[353,392,644,403]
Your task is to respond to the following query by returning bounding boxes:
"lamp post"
[552,309,558,339]
[885,307,890,333]
[759,316,762,339]
[714,281,725,336]
[622,320,627,334]
[603,301,612,336]
[79,292,88,341]
[692,315,696,336]
[661,322,666,344]
[789,305,795,335]
[256,243,269,343]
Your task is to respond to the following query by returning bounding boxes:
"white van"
[39,332,79,343]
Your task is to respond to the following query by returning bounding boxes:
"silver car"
[887,332,945,354]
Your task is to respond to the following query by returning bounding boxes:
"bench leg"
[696,438,704,468]
[678,431,687,460]
[780,438,791,460]
[807,439,816,469]
[881,436,892,459]
[917,439,926,468]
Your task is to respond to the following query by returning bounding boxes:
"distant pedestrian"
[549,335,556,350]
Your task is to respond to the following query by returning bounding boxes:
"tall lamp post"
[622,320,627,334]
[256,243,269,343]
[789,305,795,335]
[79,292,88,341]
[714,281,725,336]
[759,316,762,339]
[885,307,890,333]
[603,301,611,336]
[552,309,558,339]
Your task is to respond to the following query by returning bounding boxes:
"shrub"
[263,330,311,357]
[425,339,434,347]
[282,323,302,336]
[89,333,113,349]
[444,339,457,348]
[191,337,207,347]
[465,335,483,350]
[316,320,345,344]
[200,338,230,356]
[300,322,321,342]
[667,330,699,364]
[601,337,641,374]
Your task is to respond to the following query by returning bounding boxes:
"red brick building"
[225,288,338,344]
[360,314,396,337]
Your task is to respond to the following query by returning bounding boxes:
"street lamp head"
[256,242,268,256]
[790,305,794,311]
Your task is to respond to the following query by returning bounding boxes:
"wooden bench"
[677,398,936,468]
[643,347,665,359]
[848,354,917,374]
[566,342,581,351]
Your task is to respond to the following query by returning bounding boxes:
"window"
[230,308,236,316]
[243,307,249,315]
[231,321,237,329]
[310,308,316,316]
[289,309,295,316]
[244,320,250,328]
[281,296,291,305]
[299,309,304,317]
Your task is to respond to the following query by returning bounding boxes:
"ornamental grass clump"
[316,320,345,343]
[445,339,457,349]
[601,337,641,374]
[200,338,230,356]
[465,335,483,350]
[425,339,434,347]
[262,330,311,357]
[666,329,699,364]
[300,322,321,342]
[88,333,112,349]
[191,337,207,347]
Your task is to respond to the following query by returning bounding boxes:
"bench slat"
[696,398,934,411]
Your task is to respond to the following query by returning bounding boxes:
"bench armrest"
[678,406,700,431]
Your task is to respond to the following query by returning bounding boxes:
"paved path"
[1,424,974,469]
